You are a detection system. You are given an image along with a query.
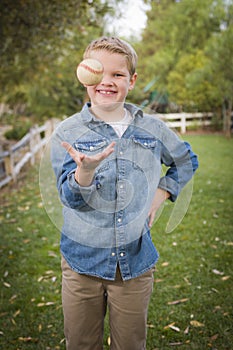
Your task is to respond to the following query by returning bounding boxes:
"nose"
[99,73,113,85]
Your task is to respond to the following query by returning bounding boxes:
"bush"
[4,120,32,140]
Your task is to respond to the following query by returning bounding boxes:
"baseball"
[76,58,104,86]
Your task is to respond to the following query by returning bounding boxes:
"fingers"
[61,142,85,165]
[148,211,155,228]
[61,141,75,154]
[61,141,115,168]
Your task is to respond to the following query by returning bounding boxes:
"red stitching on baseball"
[79,63,103,75]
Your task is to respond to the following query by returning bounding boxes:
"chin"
[93,100,124,111]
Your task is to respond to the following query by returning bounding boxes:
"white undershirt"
[107,109,132,138]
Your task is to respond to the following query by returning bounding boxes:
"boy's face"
[85,49,137,111]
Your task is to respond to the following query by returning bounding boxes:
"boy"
[51,37,198,350]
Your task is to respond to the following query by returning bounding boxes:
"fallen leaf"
[221,276,230,281]
[18,337,38,343]
[147,324,155,328]
[164,322,178,330]
[13,310,20,318]
[190,320,204,327]
[169,325,180,332]
[3,282,11,288]
[11,318,16,325]
[183,277,192,285]
[9,294,17,303]
[210,333,219,341]
[37,302,55,307]
[48,251,57,257]
[37,303,45,307]
[184,326,189,334]
[161,262,169,267]
[212,269,224,275]
[168,298,189,305]
[107,336,111,346]
[213,306,221,312]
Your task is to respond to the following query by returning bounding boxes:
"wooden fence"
[156,112,213,134]
[0,112,213,189]
[0,119,57,189]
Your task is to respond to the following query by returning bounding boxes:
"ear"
[129,72,137,91]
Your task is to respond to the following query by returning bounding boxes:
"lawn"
[0,134,232,350]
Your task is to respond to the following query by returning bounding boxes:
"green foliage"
[0,135,232,349]
[136,0,233,121]
[167,50,221,111]
[1,0,232,129]
[0,0,116,118]
[4,119,33,141]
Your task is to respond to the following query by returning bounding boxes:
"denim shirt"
[51,103,198,281]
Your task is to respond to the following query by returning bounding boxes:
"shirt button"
[89,146,94,151]
[119,151,123,155]
[111,252,115,257]
[117,218,122,223]
[119,185,123,189]
[120,252,124,257]
[144,142,148,146]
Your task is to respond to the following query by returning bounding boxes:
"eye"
[114,73,124,77]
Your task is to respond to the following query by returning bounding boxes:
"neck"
[90,103,125,123]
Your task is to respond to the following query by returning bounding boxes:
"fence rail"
[156,112,213,133]
[0,113,213,189]
[0,119,57,189]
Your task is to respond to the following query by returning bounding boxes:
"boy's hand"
[148,188,170,227]
[62,141,115,186]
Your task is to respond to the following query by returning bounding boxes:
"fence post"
[180,114,186,134]
[45,119,57,140]
[5,148,16,182]
[30,125,41,165]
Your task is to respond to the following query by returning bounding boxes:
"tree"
[136,0,232,134]
[205,4,233,136]
[0,0,115,118]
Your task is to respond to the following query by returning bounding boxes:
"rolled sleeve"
[158,176,180,202]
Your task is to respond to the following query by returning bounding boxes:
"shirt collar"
[80,102,144,124]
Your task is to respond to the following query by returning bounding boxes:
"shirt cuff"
[67,171,96,194]
[158,176,180,202]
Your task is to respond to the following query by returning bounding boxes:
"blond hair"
[83,36,138,76]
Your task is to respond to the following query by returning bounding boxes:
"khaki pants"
[61,256,154,350]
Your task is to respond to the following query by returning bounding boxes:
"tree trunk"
[223,99,232,138]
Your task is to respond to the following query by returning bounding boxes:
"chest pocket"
[74,139,108,154]
[132,137,159,171]
[132,137,157,149]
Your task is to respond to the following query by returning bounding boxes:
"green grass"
[1,134,233,349]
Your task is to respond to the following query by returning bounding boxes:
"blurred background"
[0,0,232,136]
[0,2,233,349]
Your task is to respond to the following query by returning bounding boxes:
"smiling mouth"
[97,90,116,95]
